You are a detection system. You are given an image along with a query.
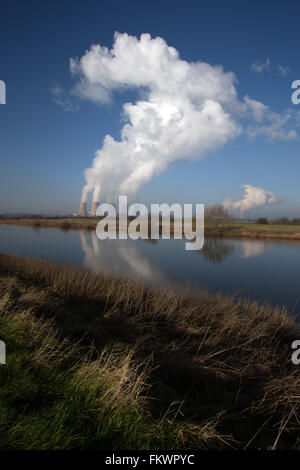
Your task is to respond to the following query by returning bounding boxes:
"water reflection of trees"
[197,238,235,264]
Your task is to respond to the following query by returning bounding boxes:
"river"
[0,224,300,317]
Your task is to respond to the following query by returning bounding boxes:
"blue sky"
[0,0,299,217]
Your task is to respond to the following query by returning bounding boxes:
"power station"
[75,201,99,217]
[90,201,99,217]
[78,202,88,217]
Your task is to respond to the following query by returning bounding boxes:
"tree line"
[256,217,300,225]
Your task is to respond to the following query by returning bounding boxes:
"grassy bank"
[1,217,300,241]
[0,254,300,449]
[211,222,300,241]
[0,217,98,231]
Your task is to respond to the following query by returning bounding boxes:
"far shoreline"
[1,216,300,242]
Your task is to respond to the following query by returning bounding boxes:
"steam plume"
[71,32,241,203]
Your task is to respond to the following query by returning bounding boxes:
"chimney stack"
[79,202,88,217]
[90,201,99,217]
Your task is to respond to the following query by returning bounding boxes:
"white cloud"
[275,64,290,76]
[223,185,279,215]
[251,58,271,74]
[250,59,290,76]
[244,95,268,122]
[50,85,78,112]
[244,97,298,141]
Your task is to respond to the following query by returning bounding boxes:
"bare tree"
[205,204,234,225]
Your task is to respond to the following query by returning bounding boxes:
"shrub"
[271,217,290,225]
[291,218,300,225]
[256,217,268,224]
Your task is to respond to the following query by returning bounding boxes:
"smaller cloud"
[275,64,290,76]
[244,96,299,142]
[223,184,279,215]
[50,84,79,112]
[251,58,270,74]
[250,59,290,76]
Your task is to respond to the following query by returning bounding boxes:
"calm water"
[1,224,300,317]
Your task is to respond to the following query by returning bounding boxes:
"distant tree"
[256,217,268,224]
[272,217,290,225]
[205,204,234,224]
[291,218,300,225]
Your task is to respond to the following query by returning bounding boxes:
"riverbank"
[213,222,300,241]
[0,253,299,449]
[1,217,300,241]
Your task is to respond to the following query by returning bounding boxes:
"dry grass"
[0,253,300,449]
[0,273,230,450]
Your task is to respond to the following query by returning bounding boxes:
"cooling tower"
[79,202,88,217]
[90,201,99,217]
